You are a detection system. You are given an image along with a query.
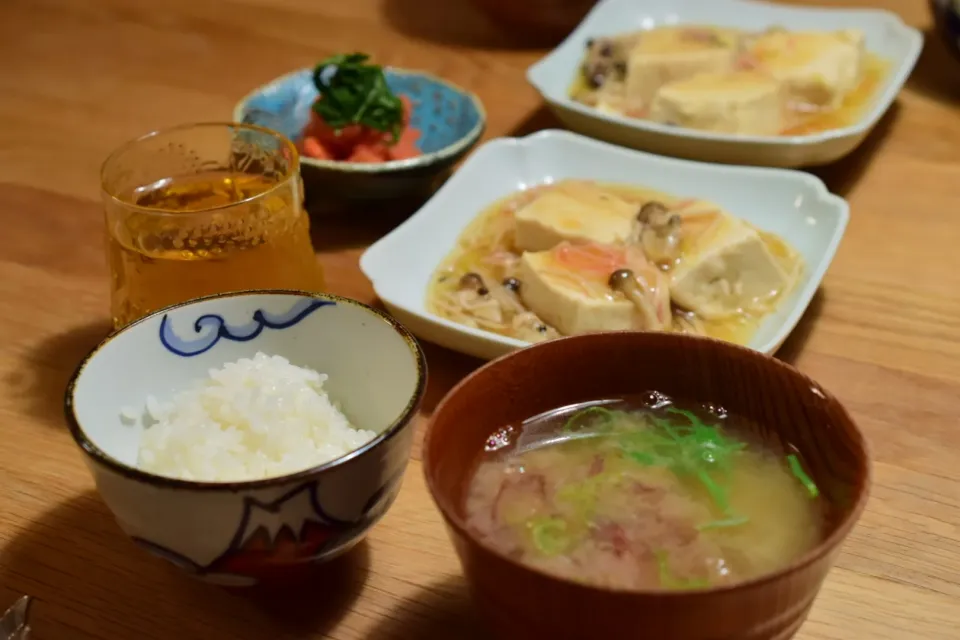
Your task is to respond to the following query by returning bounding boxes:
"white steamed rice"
[133,352,376,482]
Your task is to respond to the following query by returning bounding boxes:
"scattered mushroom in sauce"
[427,180,803,347]
[609,268,664,331]
[634,201,683,268]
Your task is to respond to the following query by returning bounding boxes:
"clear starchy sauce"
[569,25,891,136]
[779,55,888,135]
[465,394,824,591]
[426,180,803,346]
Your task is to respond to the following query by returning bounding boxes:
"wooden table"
[1,0,958,638]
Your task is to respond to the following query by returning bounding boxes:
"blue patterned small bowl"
[931,0,960,62]
[234,68,486,208]
[65,290,426,586]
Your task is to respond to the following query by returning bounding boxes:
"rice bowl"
[65,290,426,584]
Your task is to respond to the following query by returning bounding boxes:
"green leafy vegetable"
[787,454,819,498]
[626,450,658,466]
[558,406,756,545]
[527,517,570,556]
[555,471,622,521]
[697,515,750,531]
[562,405,616,433]
[695,468,729,513]
[654,550,711,590]
[666,407,705,427]
[311,53,404,142]
[639,410,745,516]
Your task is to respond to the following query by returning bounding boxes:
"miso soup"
[465,394,823,590]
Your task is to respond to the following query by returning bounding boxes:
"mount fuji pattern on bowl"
[132,473,403,586]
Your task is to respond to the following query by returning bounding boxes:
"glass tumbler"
[101,122,324,328]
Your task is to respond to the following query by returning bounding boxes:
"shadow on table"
[774,289,825,367]
[419,342,484,415]
[307,201,417,253]
[509,99,901,200]
[7,320,112,429]
[907,28,960,105]
[381,0,548,50]
[509,105,564,138]
[367,576,487,640]
[0,492,369,639]
[809,102,901,198]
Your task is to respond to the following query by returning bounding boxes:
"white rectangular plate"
[360,130,848,361]
[526,0,922,168]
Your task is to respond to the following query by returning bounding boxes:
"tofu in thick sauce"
[572,23,879,136]
[514,180,638,252]
[518,243,672,336]
[671,215,790,320]
[624,27,740,109]
[744,29,864,108]
[427,181,804,348]
[650,70,784,135]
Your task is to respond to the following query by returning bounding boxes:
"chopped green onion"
[651,416,684,442]
[787,454,819,498]
[695,468,730,514]
[527,517,570,556]
[666,407,707,429]
[626,450,657,466]
[555,471,622,519]
[627,411,746,514]
[654,550,671,585]
[654,550,711,589]
[697,515,749,531]
[562,406,616,432]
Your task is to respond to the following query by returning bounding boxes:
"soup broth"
[465,395,823,590]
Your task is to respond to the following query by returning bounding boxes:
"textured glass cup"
[101,123,324,328]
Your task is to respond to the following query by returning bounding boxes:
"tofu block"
[670,216,790,319]
[518,249,637,336]
[649,70,784,135]
[746,29,864,108]
[624,26,740,108]
[514,181,638,253]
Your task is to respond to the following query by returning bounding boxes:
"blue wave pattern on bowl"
[240,69,483,155]
[159,298,334,357]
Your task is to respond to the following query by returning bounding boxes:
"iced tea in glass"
[101,123,324,327]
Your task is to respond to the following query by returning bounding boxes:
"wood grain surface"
[0,0,958,638]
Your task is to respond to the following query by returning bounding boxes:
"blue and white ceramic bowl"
[65,290,426,586]
[234,68,486,207]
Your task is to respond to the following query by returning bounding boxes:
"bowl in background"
[930,0,960,62]
[423,331,869,639]
[526,0,923,168]
[234,68,486,209]
[469,0,598,44]
[65,290,426,586]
